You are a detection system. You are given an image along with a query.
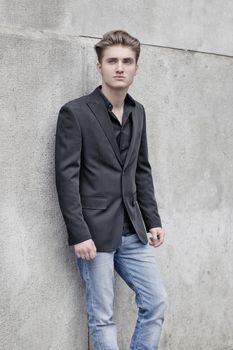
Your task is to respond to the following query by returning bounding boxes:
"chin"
[111,81,131,89]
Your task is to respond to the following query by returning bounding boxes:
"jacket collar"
[89,85,136,107]
[87,86,139,169]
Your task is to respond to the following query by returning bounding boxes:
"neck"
[101,84,128,109]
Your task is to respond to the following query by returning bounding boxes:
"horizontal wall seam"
[79,35,233,59]
[0,26,232,59]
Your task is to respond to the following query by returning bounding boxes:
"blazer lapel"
[87,101,123,167]
[123,108,139,170]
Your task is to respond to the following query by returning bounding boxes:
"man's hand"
[149,227,165,248]
[74,239,97,260]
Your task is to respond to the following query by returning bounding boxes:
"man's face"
[97,45,138,90]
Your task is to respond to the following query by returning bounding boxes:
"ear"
[135,64,139,76]
[97,61,102,74]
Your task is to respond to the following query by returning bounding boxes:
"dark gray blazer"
[55,87,162,251]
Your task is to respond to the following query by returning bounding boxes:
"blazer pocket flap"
[81,196,107,210]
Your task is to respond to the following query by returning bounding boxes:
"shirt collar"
[97,85,136,111]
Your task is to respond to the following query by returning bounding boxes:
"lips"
[114,76,125,79]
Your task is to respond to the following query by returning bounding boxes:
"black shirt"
[99,87,136,235]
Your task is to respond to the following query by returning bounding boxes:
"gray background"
[1,1,233,349]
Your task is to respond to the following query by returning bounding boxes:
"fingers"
[74,239,97,260]
[149,229,165,248]
[149,236,162,247]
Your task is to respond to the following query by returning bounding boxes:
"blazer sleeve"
[55,105,92,245]
[135,106,162,230]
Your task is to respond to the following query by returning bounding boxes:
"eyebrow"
[106,57,135,61]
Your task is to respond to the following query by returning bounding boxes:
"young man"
[55,30,167,350]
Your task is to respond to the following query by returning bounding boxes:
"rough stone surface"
[0,32,88,350]
[137,45,233,350]
[1,0,233,56]
[1,2,233,350]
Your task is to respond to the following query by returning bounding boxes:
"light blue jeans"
[76,234,167,350]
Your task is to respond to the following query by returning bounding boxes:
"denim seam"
[115,260,144,349]
[83,262,105,350]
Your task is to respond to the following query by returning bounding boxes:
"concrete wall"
[1,1,233,349]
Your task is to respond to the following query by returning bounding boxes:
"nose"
[116,61,124,73]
